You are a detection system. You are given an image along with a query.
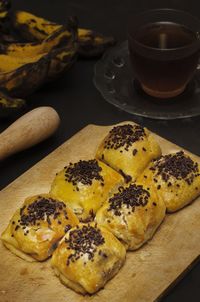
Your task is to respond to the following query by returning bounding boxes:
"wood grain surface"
[0,107,60,161]
[0,122,199,302]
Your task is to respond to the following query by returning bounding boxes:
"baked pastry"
[96,123,161,182]
[137,151,200,212]
[1,194,79,261]
[51,222,126,294]
[50,159,124,222]
[96,183,166,250]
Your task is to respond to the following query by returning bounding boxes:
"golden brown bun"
[1,194,79,261]
[50,159,124,222]
[96,123,161,182]
[137,151,200,212]
[96,183,166,250]
[51,223,126,295]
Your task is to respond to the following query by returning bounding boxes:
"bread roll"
[51,222,126,294]
[50,159,124,222]
[96,123,161,182]
[137,151,200,212]
[96,182,166,250]
[1,194,79,261]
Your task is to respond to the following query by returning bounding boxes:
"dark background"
[0,0,200,301]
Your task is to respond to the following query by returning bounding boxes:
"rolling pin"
[0,106,60,161]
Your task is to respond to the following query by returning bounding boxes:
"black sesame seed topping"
[119,169,132,183]
[64,224,72,233]
[18,197,67,227]
[65,224,105,265]
[132,149,138,156]
[104,124,146,151]
[64,160,104,188]
[107,184,150,216]
[151,151,199,185]
[15,225,20,231]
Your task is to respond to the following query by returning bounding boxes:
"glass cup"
[127,9,200,98]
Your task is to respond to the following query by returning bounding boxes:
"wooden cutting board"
[0,122,200,302]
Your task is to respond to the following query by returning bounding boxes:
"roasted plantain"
[0,26,73,58]
[0,13,77,97]
[0,52,46,71]
[0,90,26,118]
[0,5,114,98]
[0,52,49,97]
[0,41,77,96]
[47,43,78,81]
[77,28,115,58]
[12,10,61,41]
[0,0,10,20]
[12,10,116,58]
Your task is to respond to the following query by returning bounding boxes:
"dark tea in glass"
[128,9,200,98]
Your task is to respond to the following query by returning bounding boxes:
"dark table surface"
[0,0,200,301]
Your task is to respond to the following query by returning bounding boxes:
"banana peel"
[47,44,78,81]
[0,0,10,20]
[12,10,116,58]
[0,26,72,58]
[0,43,78,96]
[77,28,115,58]
[12,10,61,41]
[0,14,78,97]
[0,90,26,118]
[0,2,115,117]
[0,53,50,97]
[0,40,77,96]
[0,52,45,71]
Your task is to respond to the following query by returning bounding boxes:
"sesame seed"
[18,197,67,227]
[151,151,199,185]
[64,160,104,188]
[65,224,105,266]
[107,184,150,216]
[103,124,146,151]
[132,149,138,156]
